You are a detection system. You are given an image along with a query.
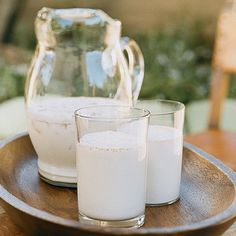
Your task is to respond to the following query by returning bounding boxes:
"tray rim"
[1,132,236,235]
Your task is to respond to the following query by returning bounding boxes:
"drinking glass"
[136,100,185,206]
[75,105,150,228]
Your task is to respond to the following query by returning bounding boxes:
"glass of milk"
[75,106,150,228]
[136,100,185,206]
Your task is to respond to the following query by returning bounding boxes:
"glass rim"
[74,105,150,120]
[137,99,185,116]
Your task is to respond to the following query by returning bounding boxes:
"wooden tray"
[0,133,236,236]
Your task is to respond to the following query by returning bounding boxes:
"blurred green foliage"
[2,21,236,104]
[0,58,26,103]
[13,23,36,50]
[135,22,213,104]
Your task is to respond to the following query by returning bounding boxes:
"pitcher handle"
[121,37,144,102]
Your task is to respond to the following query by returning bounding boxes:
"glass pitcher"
[25,8,144,186]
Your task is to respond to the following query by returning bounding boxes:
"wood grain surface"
[1,205,235,236]
[185,129,236,171]
[1,134,236,236]
[208,68,229,129]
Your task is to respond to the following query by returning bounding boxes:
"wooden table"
[0,205,23,235]
[0,205,235,236]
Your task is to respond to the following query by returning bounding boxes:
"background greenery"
[135,22,213,103]
[1,20,236,104]
[0,58,26,103]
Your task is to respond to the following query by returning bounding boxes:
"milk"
[146,125,183,205]
[26,97,124,183]
[77,131,147,220]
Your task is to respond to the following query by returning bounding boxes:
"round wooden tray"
[0,133,236,236]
